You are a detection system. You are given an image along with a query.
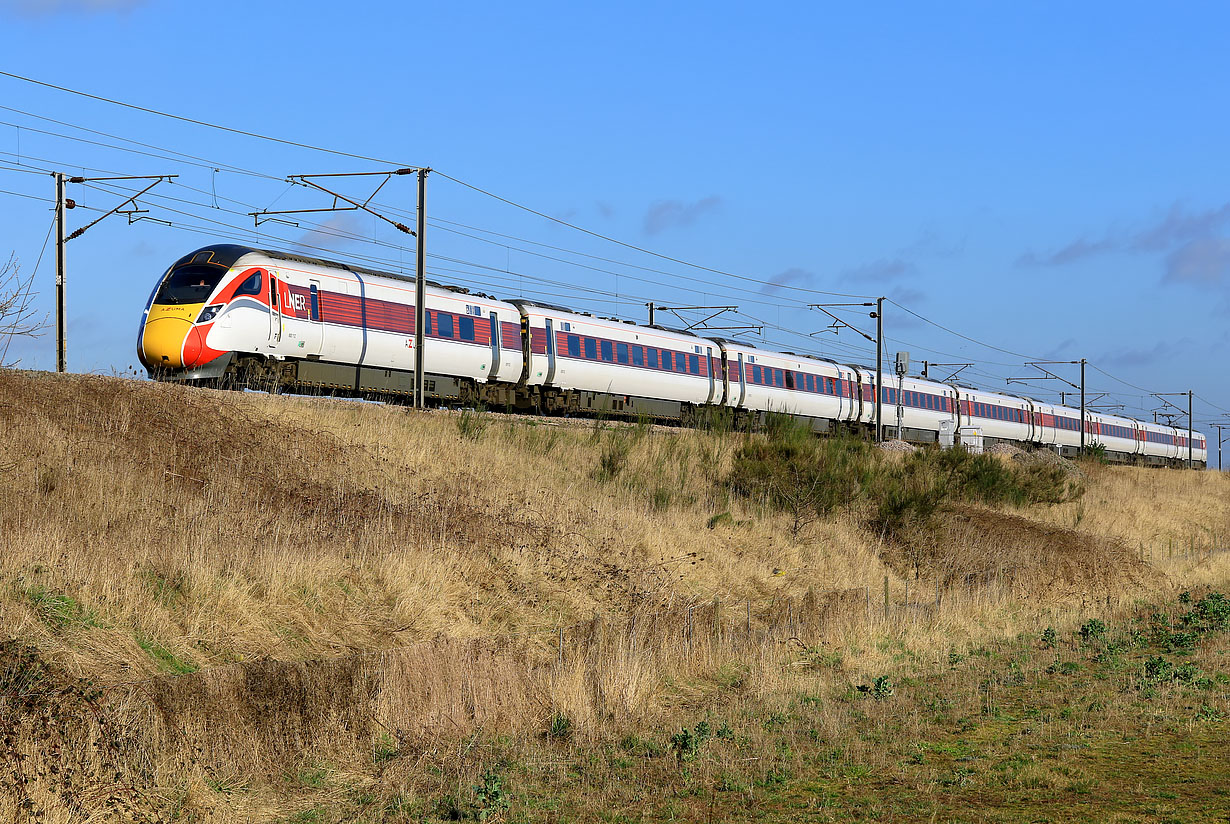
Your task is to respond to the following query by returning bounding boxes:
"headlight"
[197,304,224,323]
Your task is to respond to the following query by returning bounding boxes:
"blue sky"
[0,1,1226,444]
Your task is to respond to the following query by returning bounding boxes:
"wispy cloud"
[294,213,368,250]
[1163,237,1230,284]
[841,257,915,283]
[2,0,147,15]
[643,195,722,235]
[1019,201,1230,286]
[596,201,615,219]
[1097,338,1187,369]
[760,266,814,294]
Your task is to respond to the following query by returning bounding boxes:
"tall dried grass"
[0,371,1227,820]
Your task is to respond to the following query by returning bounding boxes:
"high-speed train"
[137,244,1208,468]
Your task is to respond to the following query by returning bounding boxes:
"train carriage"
[139,244,1209,469]
[513,301,714,418]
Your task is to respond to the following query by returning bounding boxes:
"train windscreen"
[155,264,228,305]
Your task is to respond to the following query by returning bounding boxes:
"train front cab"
[137,250,238,377]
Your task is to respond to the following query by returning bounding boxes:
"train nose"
[140,304,200,369]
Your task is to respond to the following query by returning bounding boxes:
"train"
[137,244,1208,468]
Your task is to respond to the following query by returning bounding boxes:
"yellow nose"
[140,303,201,369]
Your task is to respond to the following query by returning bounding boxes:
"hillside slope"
[1,371,1227,821]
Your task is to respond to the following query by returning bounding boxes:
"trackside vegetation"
[0,371,1226,822]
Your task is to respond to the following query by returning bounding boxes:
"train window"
[437,313,454,338]
[662,350,673,371]
[785,371,795,390]
[631,346,642,366]
[806,374,814,392]
[753,365,761,384]
[425,311,432,336]
[647,348,658,368]
[567,335,581,357]
[156,263,228,305]
[585,338,596,359]
[459,316,475,341]
[689,354,700,375]
[309,284,320,321]
[233,270,263,297]
[600,340,613,361]
[617,343,629,364]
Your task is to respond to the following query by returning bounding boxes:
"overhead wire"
[0,70,417,168]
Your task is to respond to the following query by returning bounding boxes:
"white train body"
[139,244,1209,468]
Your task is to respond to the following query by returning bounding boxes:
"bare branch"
[0,254,49,367]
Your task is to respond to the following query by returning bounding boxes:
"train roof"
[171,244,485,298]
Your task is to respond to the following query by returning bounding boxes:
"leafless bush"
[0,254,47,367]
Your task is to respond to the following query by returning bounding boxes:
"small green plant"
[135,635,197,675]
[1142,656,1173,683]
[456,406,490,441]
[670,721,713,762]
[596,431,632,481]
[21,586,100,632]
[1079,618,1107,643]
[472,769,510,820]
[857,676,894,700]
[1041,626,1058,648]
[373,732,399,765]
[546,712,573,741]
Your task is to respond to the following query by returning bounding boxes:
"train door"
[706,346,716,404]
[268,271,283,344]
[736,352,746,407]
[299,279,323,355]
[488,311,501,380]
[544,317,557,383]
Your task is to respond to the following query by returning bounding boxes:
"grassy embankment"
[0,370,1227,822]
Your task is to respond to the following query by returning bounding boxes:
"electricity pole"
[414,168,428,409]
[1153,390,1195,469]
[875,298,884,442]
[1211,421,1229,472]
[54,173,64,373]
[54,172,176,372]
[1007,359,1086,453]
[807,300,879,439]
[249,167,426,405]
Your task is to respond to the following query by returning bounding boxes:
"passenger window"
[617,343,629,364]
[459,316,475,341]
[438,313,454,338]
[689,354,700,374]
[234,270,263,297]
[785,371,795,390]
[567,335,581,357]
[601,340,613,361]
[753,365,761,384]
[425,311,433,336]
[632,346,643,367]
[662,350,673,371]
[648,348,658,368]
[584,338,597,359]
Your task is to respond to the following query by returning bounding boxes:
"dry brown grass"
[0,371,1227,821]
